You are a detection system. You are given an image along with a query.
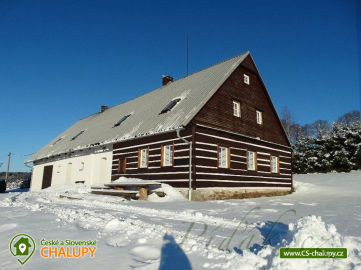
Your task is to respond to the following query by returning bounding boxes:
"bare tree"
[290,123,308,144]
[337,110,360,127]
[280,106,293,139]
[310,120,331,137]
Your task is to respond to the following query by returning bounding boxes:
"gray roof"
[27,52,249,162]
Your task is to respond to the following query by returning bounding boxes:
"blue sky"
[0,0,360,171]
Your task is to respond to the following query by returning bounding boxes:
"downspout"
[176,128,192,200]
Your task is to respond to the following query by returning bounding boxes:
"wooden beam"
[139,186,148,200]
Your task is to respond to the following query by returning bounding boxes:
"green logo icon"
[10,234,36,265]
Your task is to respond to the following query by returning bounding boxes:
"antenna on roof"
[186,33,189,76]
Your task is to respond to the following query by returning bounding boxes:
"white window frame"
[243,74,250,85]
[271,156,279,173]
[162,144,174,167]
[247,151,256,171]
[218,146,229,168]
[139,148,148,168]
[256,110,263,125]
[233,101,241,117]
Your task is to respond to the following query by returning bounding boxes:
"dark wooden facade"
[111,128,193,188]
[111,55,292,190]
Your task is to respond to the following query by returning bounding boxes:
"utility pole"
[5,152,11,183]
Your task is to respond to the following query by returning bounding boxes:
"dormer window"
[160,98,181,114]
[243,74,250,85]
[71,130,85,141]
[113,114,131,127]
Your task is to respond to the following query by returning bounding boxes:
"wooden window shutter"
[117,159,121,174]
[137,149,141,168]
[277,156,280,173]
[160,145,164,167]
[123,158,127,174]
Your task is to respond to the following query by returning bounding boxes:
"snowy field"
[0,171,360,270]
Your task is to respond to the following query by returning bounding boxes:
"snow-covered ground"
[0,171,360,269]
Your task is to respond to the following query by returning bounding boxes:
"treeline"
[0,172,31,189]
[281,110,361,174]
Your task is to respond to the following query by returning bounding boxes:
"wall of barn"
[30,147,113,191]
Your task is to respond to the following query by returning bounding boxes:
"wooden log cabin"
[26,51,292,200]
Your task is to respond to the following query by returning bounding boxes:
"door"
[42,165,53,189]
[118,157,127,174]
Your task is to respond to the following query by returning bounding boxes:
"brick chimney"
[100,105,108,112]
[162,75,173,86]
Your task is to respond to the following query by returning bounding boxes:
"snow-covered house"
[26,52,292,200]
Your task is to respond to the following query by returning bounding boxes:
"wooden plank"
[139,187,148,200]
[137,149,141,168]
[160,145,164,167]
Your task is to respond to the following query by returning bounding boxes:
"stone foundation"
[177,188,293,201]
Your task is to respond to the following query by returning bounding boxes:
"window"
[218,146,230,168]
[138,148,149,168]
[161,144,174,167]
[256,110,263,125]
[271,156,279,173]
[244,74,250,85]
[247,151,257,170]
[114,114,131,127]
[160,98,181,114]
[71,130,85,141]
[233,101,241,117]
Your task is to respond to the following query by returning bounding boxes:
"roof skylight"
[159,98,181,114]
[71,130,85,141]
[113,114,131,127]
[52,138,62,146]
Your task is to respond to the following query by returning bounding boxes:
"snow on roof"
[27,52,249,162]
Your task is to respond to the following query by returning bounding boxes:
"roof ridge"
[173,51,249,83]
[91,51,250,116]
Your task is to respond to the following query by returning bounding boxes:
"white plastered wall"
[30,148,113,191]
